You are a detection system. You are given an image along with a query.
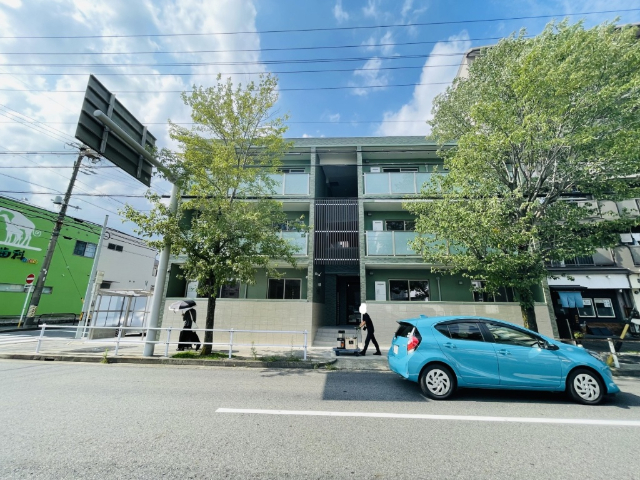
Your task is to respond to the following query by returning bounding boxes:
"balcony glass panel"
[364,173,390,194]
[395,231,419,255]
[281,232,307,255]
[283,173,309,195]
[629,246,640,265]
[390,173,415,194]
[415,173,432,193]
[265,174,284,195]
[366,231,394,255]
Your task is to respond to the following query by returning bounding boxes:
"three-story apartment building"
[159,137,555,346]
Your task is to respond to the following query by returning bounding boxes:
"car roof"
[398,315,522,329]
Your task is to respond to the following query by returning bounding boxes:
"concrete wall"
[97,229,157,290]
[159,299,315,351]
[365,302,554,346]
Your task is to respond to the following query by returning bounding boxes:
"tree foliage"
[407,21,640,331]
[124,74,305,354]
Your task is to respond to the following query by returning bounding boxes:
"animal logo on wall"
[0,208,42,251]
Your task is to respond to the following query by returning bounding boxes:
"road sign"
[26,274,35,285]
[75,75,156,187]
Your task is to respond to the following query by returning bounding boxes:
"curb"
[611,368,640,379]
[0,353,337,369]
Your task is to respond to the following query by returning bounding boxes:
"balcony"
[267,173,310,195]
[365,231,420,256]
[363,172,444,195]
[232,173,310,196]
[280,231,308,255]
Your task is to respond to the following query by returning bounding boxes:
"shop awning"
[558,291,584,308]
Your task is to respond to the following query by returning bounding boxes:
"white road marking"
[216,408,640,427]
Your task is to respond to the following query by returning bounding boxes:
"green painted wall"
[0,198,100,316]
[246,267,308,300]
[365,269,474,302]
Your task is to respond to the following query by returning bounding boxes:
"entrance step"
[313,326,360,347]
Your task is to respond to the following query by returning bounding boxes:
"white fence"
[33,324,309,359]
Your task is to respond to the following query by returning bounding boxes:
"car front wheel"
[568,368,605,405]
[420,364,456,400]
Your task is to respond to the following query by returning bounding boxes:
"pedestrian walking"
[359,312,381,356]
[177,307,201,351]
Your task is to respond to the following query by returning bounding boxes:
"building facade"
[160,137,555,346]
[0,195,158,322]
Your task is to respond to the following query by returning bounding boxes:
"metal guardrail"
[33,324,309,360]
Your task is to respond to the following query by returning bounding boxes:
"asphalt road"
[1,360,639,480]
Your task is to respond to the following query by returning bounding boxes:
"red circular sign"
[26,274,35,285]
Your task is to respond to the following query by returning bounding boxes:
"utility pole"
[23,147,95,328]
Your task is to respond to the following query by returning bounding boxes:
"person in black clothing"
[359,312,381,356]
[177,308,201,351]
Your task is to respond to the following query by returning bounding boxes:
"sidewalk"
[0,330,637,376]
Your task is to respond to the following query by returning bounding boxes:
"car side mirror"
[544,342,559,351]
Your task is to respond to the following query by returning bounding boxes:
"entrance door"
[337,276,360,325]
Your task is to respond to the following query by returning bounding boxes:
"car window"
[447,322,484,342]
[394,323,415,338]
[485,324,541,348]
[434,324,451,338]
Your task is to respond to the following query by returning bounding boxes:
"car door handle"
[443,342,457,349]
[497,349,511,355]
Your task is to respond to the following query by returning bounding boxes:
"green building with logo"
[0,195,101,319]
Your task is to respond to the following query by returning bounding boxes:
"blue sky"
[0,0,639,235]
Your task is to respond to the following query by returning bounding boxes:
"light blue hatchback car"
[388,315,620,405]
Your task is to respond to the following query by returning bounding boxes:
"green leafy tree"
[407,21,640,332]
[124,74,305,354]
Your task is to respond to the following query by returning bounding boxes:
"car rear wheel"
[568,368,605,405]
[420,364,456,400]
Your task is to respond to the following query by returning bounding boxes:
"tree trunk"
[520,303,538,333]
[201,295,216,355]
[515,285,539,332]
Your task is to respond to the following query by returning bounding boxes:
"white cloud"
[302,133,312,138]
[362,0,380,18]
[349,57,389,97]
[0,0,264,235]
[401,0,414,18]
[333,0,349,22]
[328,113,340,122]
[376,31,471,136]
[361,30,395,56]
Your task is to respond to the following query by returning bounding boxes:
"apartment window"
[382,167,418,172]
[389,280,429,301]
[385,220,415,231]
[74,241,97,258]
[577,298,596,318]
[278,168,305,173]
[0,283,52,294]
[107,243,124,252]
[267,279,301,299]
[220,283,241,299]
[594,298,615,318]
[471,280,515,302]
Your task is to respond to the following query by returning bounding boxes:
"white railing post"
[303,330,308,360]
[35,323,46,353]
[114,325,123,356]
[229,328,234,359]
[165,328,172,358]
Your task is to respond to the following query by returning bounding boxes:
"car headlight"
[587,350,605,363]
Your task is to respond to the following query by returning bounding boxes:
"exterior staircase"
[313,325,361,347]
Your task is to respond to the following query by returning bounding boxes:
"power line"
[0,103,78,144]
[0,51,479,67]
[1,8,636,39]
[0,81,453,93]
[0,35,527,56]
[0,120,427,125]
